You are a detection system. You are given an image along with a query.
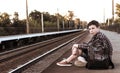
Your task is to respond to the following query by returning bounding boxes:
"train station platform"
[41,30,120,73]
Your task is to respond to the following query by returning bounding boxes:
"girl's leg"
[66,47,82,62]
[56,47,82,66]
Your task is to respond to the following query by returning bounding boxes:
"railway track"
[0,30,88,73]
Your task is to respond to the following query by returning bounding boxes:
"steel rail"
[0,31,81,63]
[9,31,88,73]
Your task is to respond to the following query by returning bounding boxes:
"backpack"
[86,46,114,69]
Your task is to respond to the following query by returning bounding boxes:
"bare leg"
[56,44,83,66]
[57,46,82,64]
[66,47,82,63]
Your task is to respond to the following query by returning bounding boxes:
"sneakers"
[56,59,72,66]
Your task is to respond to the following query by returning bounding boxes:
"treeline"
[102,18,120,33]
[0,10,84,36]
[102,3,120,33]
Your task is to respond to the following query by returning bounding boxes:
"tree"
[115,3,120,24]
[68,10,74,28]
[13,12,19,21]
[12,12,26,27]
[43,12,51,21]
[29,10,41,24]
[0,12,11,26]
[116,3,120,17]
[74,18,81,29]
[12,12,19,27]
[49,15,56,22]
[68,10,74,20]
[0,13,2,26]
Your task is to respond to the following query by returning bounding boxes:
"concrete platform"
[41,30,120,73]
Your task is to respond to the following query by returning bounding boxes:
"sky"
[0,0,120,23]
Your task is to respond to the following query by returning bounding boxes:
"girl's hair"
[87,20,100,28]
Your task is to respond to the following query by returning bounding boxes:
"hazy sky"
[0,0,120,22]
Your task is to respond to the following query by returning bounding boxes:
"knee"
[72,44,79,49]
[72,48,78,53]
[72,53,78,57]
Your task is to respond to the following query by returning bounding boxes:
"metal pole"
[57,16,59,31]
[108,18,110,26]
[41,13,44,32]
[112,0,114,24]
[57,8,59,31]
[62,20,64,30]
[103,8,105,23]
[26,0,29,34]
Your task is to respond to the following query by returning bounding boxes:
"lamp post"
[26,0,29,34]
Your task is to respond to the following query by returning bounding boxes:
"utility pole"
[26,0,29,34]
[112,0,114,24]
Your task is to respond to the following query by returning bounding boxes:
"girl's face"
[88,25,100,35]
